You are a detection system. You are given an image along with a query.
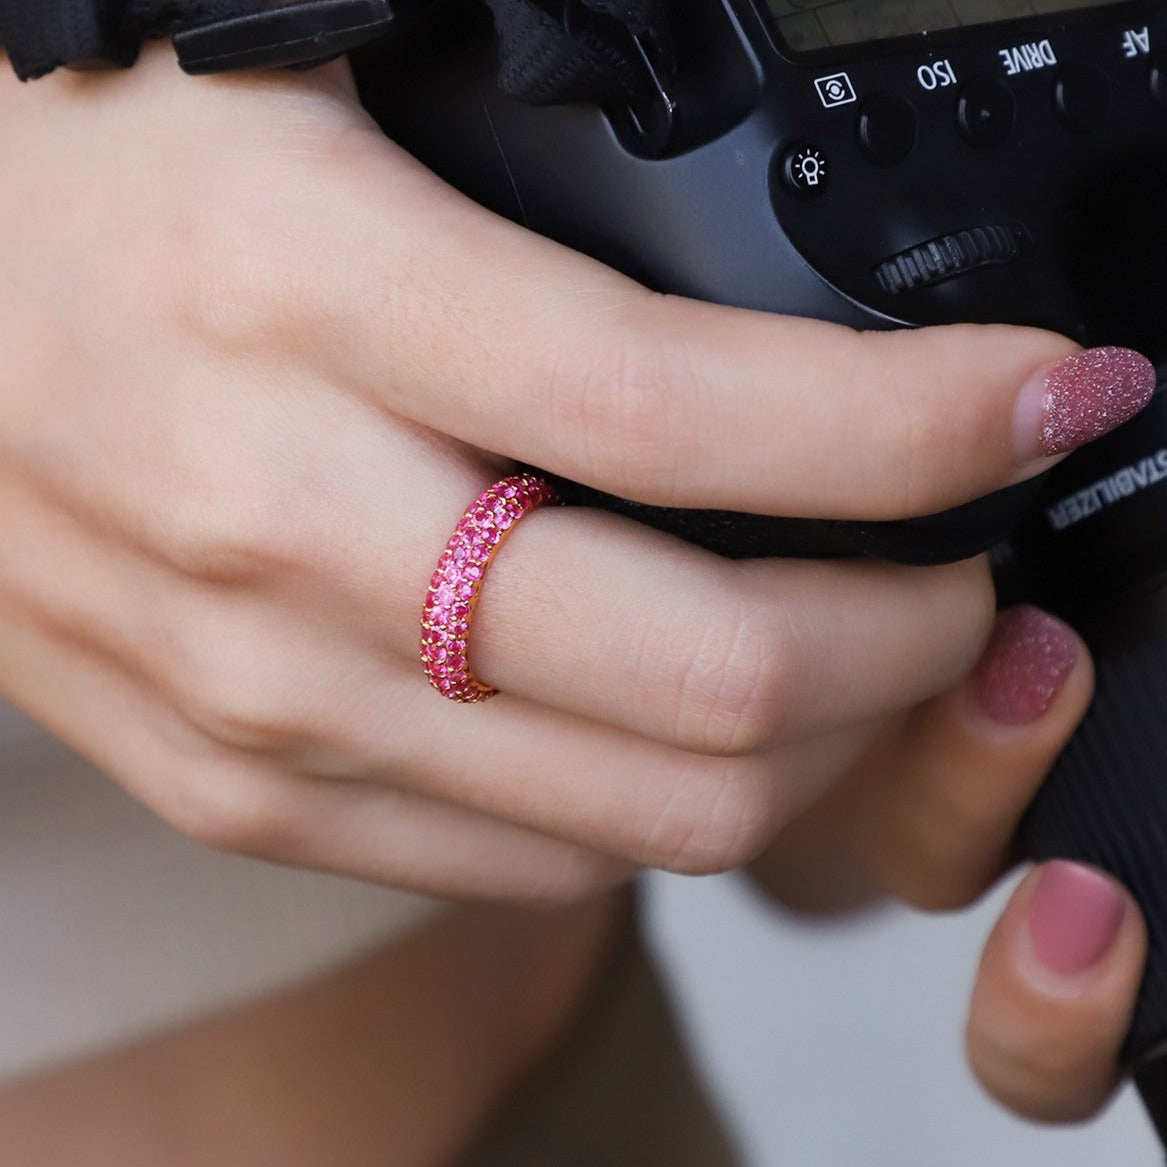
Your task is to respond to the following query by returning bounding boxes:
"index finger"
[283,136,1155,520]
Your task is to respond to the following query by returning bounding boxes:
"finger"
[0,589,632,903]
[4,59,1155,523]
[474,516,995,752]
[967,863,1145,1122]
[753,606,1093,913]
[858,605,1094,909]
[300,125,1155,517]
[2,412,947,874]
[0,542,794,879]
[0,473,788,872]
[2,386,995,759]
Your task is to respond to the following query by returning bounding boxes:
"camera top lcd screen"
[767,0,1131,53]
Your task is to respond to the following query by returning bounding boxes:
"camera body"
[358,0,1167,563]
[356,0,1167,1078]
[360,0,1167,339]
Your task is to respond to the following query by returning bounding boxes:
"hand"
[0,47,1152,905]
[752,605,1147,1122]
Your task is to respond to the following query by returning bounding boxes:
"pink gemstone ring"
[420,474,559,702]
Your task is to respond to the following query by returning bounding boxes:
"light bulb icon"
[784,145,828,195]
[795,151,823,186]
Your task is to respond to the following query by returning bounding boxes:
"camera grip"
[1019,595,1167,1059]
[1017,590,1167,1143]
[540,474,1044,564]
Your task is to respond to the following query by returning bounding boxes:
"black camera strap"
[0,0,245,77]
[0,0,408,78]
[481,0,672,105]
[2,0,672,105]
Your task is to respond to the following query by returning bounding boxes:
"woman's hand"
[0,47,1153,910]
[752,606,1147,1123]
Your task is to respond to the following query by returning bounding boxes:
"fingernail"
[973,605,1077,725]
[1015,346,1156,458]
[1026,861,1125,977]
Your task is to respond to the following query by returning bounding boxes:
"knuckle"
[548,302,694,501]
[911,556,997,682]
[647,757,788,875]
[172,178,326,358]
[147,759,296,857]
[967,1013,1114,1122]
[671,596,793,756]
[173,636,321,757]
[850,327,994,518]
[176,221,287,356]
[155,463,312,587]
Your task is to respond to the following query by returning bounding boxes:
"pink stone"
[422,475,557,701]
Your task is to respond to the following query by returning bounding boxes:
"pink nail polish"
[1026,861,1125,977]
[973,606,1077,725]
[1020,346,1156,457]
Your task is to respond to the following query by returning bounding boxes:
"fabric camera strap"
[1,0,672,101]
[479,0,672,105]
[0,0,257,78]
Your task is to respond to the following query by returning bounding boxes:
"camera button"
[777,142,830,197]
[956,76,1015,148]
[857,93,918,164]
[1150,57,1167,108]
[1053,62,1111,132]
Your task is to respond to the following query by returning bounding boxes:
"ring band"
[420,474,558,702]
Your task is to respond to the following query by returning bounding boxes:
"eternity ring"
[420,474,559,702]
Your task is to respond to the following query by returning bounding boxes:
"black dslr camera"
[353,0,1167,1138]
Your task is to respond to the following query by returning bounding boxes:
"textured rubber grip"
[1019,584,1167,1063]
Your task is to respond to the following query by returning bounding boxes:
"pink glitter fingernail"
[1025,346,1156,457]
[973,606,1077,725]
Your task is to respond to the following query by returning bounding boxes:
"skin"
[0,40,1148,1156]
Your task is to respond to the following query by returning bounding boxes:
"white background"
[646,869,1161,1167]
